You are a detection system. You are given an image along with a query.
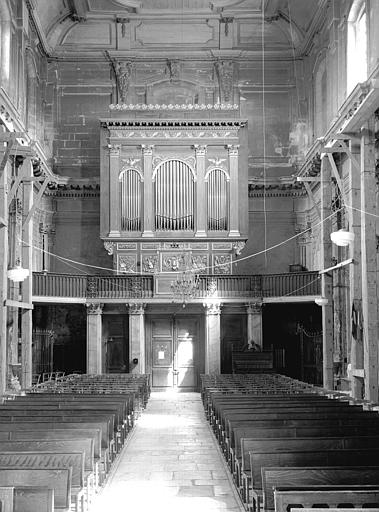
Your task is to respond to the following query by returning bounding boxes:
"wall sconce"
[315,296,328,306]
[330,229,355,246]
[7,259,29,282]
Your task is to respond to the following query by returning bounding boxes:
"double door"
[150,316,198,390]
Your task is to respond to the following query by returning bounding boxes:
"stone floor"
[90,391,245,512]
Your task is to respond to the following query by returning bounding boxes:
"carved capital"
[108,144,121,157]
[128,303,146,315]
[141,144,154,156]
[226,144,239,156]
[193,144,207,156]
[203,301,222,315]
[86,303,104,315]
[103,241,115,255]
[246,302,263,314]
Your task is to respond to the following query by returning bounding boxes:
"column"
[360,120,379,403]
[320,154,334,390]
[347,137,363,399]
[0,135,9,396]
[194,145,207,237]
[21,157,33,389]
[226,145,240,237]
[204,301,222,373]
[246,302,263,349]
[86,303,104,374]
[108,144,121,237]
[128,303,146,374]
[142,145,154,237]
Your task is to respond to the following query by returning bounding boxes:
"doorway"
[149,316,199,390]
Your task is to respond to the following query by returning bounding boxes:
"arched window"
[347,0,367,95]
[206,168,229,231]
[119,168,142,231]
[154,159,195,231]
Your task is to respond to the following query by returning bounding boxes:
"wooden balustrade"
[33,271,320,300]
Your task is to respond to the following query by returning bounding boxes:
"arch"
[119,168,142,231]
[119,167,144,181]
[152,159,196,181]
[206,168,229,231]
[205,166,230,182]
[347,0,367,95]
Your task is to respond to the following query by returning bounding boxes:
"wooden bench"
[0,467,71,511]
[231,351,274,374]
[0,452,87,512]
[248,451,379,511]
[274,486,379,512]
[262,467,379,512]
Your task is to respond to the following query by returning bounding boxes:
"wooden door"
[151,316,198,390]
[106,316,128,373]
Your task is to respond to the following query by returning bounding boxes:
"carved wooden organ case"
[100,108,248,282]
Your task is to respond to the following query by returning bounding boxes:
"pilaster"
[226,144,240,237]
[0,134,9,396]
[108,144,121,237]
[246,302,263,349]
[86,303,104,374]
[194,145,207,237]
[142,145,154,237]
[128,303,146,374]
[204,301,222,373]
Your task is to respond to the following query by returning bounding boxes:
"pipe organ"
[100,111,248,282]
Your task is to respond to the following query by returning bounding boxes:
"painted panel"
[133,21,217,47]
[62,23,114,46]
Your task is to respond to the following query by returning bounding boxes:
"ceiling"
[29,0,327,56]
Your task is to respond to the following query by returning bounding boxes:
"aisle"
[91,392,245,512]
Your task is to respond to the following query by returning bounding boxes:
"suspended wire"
[261,0,268,266]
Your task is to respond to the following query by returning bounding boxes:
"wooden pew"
[0,452,86,512]
[248,451,379,511]
[0,467,71,512]
[14,486,54,512]
[262,467,379,512]
[274,486,379,512]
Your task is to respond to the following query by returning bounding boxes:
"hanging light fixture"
[170,251,199,307]
[7,259,29,282]
[330,229,355,246]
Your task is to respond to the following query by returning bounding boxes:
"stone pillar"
[204,301,222,373]
[128,303,146,374]
[347,138,363,399]
[320,154,334,390]
[360,121,379,403]
[86,303,104,374]
[246,302,263,349]
[108,144,121,237]
[142,145,154,237]
[21,157,33,389]
[226,145,240,237]
[0,134,9,396]
[194,145,207,237]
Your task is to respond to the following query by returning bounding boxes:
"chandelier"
[170,251,199,307]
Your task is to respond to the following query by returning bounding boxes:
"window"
[119,168,142,231]
[347,0,367,95]
[154,159,195,231]
[206,168,229,231]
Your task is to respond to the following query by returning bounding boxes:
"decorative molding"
[213,254,232,274]
[142,255,159,273]
[128,303,146,315]
[232,241,245,256]
[118,254,137,273]
[86,303,104,315]
[104,241,115,255]
[117,242,137,250]
[109,103,239,111]
[203,301,222,315]
[246,302,263,314]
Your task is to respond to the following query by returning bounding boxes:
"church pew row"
[274,486,379,512]
[0,485,54,512]
[0,374,150,512]
[200,373,379,512]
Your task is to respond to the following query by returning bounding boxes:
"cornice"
[102,118,247,129]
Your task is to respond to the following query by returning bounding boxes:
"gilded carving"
[128,303,146,315]
[191,255,207,274]
[114,60,134,103]
[193,145,207,157]
[246,302,263,314]
[141,144,154,156]
[86,303,104,315]
[226,144,239,156]
[208,157,226,166]
[203,301,222,315]
[108,144,121,156]
[166,59,181,80]
[232,241,246,256]
[215,60,234,102]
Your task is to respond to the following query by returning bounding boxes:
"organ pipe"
[120,169,141,231]
[207,169,228,231]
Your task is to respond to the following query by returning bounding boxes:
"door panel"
[105,316,128,373]
[151,316,198,390]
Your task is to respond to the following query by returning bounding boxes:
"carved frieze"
[117,243,137,250]
[109,103,239,111]
[142,255,159,273]
[213,254,232,274]
[118,254,137,273]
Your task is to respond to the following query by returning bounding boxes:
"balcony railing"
[33,271,320,300]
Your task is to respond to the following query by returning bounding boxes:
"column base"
[195,230,207,238]
[108,231,121,237]
[142,231,154,238]
[228,230,241,237]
